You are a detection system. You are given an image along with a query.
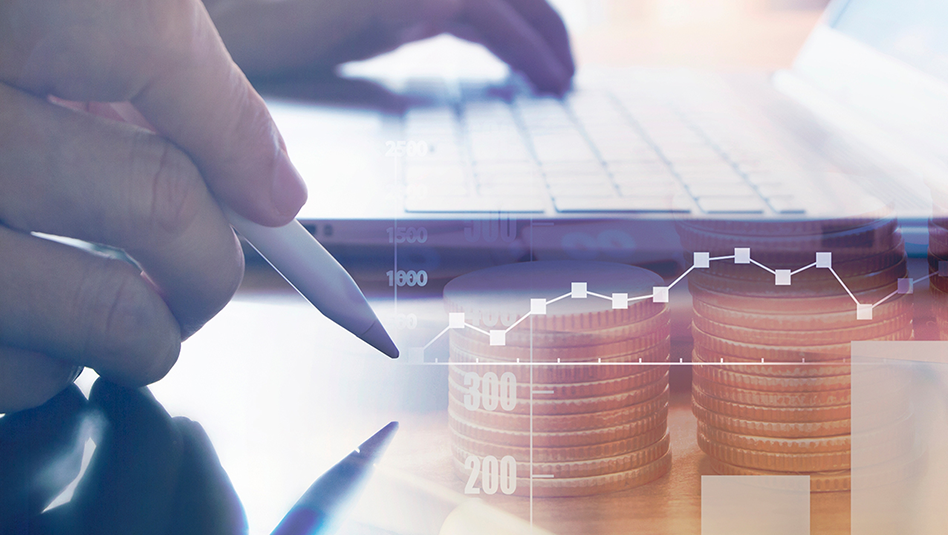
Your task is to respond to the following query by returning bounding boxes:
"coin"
[692,348,851,378]
[693,375,850,407]
[693,363,850,392]
[453,449,672,497]
[691,324,912,361]
[449,426,668,463]
[448,363,669,400]
[693,311,911,346]
[450,403,668,447]
[693,296,910,331]
[689,283,902,314]
[697,420,849,453]
[692,400,850,438]
[698,428,850,471]
[707,457,850,493]
[451,431,670,479]
[692,386,850,422]
[442,261,666,332]
[448,375,669,416]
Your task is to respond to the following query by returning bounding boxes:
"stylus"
[224,208,398,359]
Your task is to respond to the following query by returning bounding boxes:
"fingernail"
[271,152,308,219]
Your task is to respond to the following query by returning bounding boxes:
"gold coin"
[448,363,669,400]
[450,310,669,355]
[689,258,906,297]
[697,420,849,453]
[693,296,910,331]
[449,383,669,432]
[707,457,850,493]
[692,348,850,378]
[693,363,850,392]
[451,431,670,479]
[689,283,901,314]
[693,375,850,407]
[442,261,666,332]
[448,374,669,416]
[448,340,671,383]
[698,428,850,471]
[692,311,911,346]
[691,324,912,361]
[692,386,850,423]
[692,400,850,438]
[453,449,672,497]
[450,319,670,350]
[449,426,668,462]
[450,403,668,447]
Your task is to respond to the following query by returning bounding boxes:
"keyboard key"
[543,162,607,178]
[617,183,683,196]
[530,132,598,162]
[404,164,468,184]
[767,196,807,214]
[554,196,691,213]
[406,196,545,213]
[478,184,545,197]
[696,197,766,214]
[686,183,757,197]
[548,183,617,198]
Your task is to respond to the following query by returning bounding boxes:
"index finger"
[0,0,307,227]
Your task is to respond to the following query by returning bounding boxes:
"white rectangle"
[530,298,547,315]
[653,286,669,303]
[571,282,588,298]
[694,252,710,269]
[448,312,465,329]
[612,293,628,309]
[857,304,873,320]
[816,251,832,268]
[702,475,810,535]
[489,330,506,346]
[775,270,791,286]
[735,247,751,264]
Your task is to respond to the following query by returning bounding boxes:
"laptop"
[263,0,948,282]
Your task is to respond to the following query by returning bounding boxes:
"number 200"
[464,455,517,495]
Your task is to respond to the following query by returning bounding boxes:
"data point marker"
[612,293,628,309]
[694,252,710,269]
[775,270,791,286]
[857,304,873,320]
[530,298,547,315]
[448,312,465,329]
[816,252,832,268]
[653,286,669,303]
[897,278,913,294]
[490,330,506,346]
[734,248,751,264]
[571,282,587,298]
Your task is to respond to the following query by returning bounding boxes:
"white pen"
[224,208,398,359]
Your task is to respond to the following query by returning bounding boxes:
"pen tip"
[361,320,399,359]
[357,421,399,460]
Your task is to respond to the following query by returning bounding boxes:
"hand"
[206,0,575,94]
[0,380,247,535]
[0,0,308,412]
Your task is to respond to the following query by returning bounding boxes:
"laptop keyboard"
[399,79,806,216]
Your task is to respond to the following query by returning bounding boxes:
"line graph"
[408,248,934,361]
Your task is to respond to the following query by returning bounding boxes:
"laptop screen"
[831,0,948,83]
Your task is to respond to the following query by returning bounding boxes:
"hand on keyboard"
[208,0,575,94]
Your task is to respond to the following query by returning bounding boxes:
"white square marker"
[897,278,913,294]
[653,287,669,303]
[857,304,873,320]
[694,252,710,269]
[448,312,465,329]
[940,261,948,277]
[571,282,587,298]
[489,330,506,346]
[530,298,547,315]
[734,248,751,264]
[816,252,832,268]
[612,293,628,309]
[775,270,791,286]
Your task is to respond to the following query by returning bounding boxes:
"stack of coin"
[443,261,671,496]
[928,218,948,337]
[678,212,913,492]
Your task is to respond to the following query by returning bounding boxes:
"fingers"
[0,0,307,226]
[0,385,87,527]
[0,347,82,414]
[0,83,244,337]
[503,0,575,78]
[0,227,181,387]
[453,0,571,94]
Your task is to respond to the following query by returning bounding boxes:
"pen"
[270,421,400,535]
[224,208,398,359]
